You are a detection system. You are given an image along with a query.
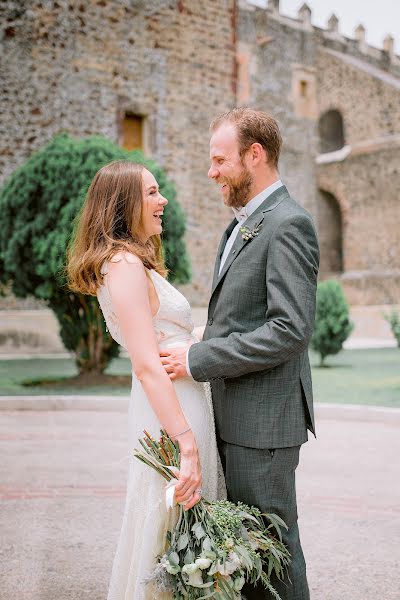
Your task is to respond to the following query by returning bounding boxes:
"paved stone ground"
[0,406,399,600]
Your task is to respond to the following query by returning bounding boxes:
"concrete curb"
[314,402,400,423]
[0,395,129,411]
[0,396,399,423]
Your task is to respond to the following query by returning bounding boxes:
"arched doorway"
[317,189,343,274]
[318,110,345,154]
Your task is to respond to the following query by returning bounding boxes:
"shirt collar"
[232,179,283,223]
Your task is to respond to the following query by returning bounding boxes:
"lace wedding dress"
[97,263,226,600]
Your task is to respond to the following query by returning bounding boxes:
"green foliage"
[384,309,400,348]
[311,280,353,366]
[0,133,191,374]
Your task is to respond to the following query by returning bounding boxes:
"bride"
[67,160,225,599]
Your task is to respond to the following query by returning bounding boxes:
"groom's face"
[208,122,254,208]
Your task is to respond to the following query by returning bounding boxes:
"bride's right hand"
[174,430,202,510]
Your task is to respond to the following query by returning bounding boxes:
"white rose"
[217,551,242,575]
[182,563,199,575]
[181,563,204,587]
[195,557,212,570]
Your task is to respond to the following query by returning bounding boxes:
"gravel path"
[0,405,399,599]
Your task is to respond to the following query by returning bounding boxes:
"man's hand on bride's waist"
[160,342,195,380]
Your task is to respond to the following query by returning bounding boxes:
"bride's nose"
[160,194,168,206]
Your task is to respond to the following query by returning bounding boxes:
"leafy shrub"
[0,133,191,374]
[384,309,400,348]
[311,280,353,366]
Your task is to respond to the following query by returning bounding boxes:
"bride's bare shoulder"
[109,252,143,267]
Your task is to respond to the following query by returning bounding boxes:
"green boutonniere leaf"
[240,223,262,241]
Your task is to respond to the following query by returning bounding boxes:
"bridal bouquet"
[133,430,291,600]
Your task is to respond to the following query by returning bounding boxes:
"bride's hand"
[173,430,202,510]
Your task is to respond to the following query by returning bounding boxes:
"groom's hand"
[160,346,190,380]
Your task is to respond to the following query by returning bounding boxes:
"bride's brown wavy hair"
[67,160,167,296]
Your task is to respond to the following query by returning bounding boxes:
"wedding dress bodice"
[97,264,197,353]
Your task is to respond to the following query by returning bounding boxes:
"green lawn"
[0,348,399,407]
[0,356,133,396]
[310,347,400,407]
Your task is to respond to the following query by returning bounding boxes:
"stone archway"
[318,109,345,154]
[317,189,343,274]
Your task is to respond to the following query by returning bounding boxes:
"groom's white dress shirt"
[186,179,283,377]
[218,179,283,275]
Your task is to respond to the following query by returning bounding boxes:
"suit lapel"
[211,185,289,297]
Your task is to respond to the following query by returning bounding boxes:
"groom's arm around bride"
[162,108,319,600]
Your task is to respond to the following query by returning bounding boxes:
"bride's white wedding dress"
[97,264,226,600]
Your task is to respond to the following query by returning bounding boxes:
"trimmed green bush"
[311,280,353,366]
[0,133,191,374]
[384,309,400,348]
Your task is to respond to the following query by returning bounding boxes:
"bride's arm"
[106,254,202,509]
[193,325,206,341]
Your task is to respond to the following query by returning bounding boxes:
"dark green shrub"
[0,133,190,374]
[384,309,400,348]
[311,280,353,366]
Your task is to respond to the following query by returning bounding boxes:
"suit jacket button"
[232,249,236,254]
[208,318,214,325]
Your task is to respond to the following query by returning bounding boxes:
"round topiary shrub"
[311,280,353,366]
[0,133,191,375]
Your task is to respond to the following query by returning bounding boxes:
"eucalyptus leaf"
[177,533,189,551]
[202,536,212,551]
[169,551,180,567]
[194,523,206,540]
[184,548,195,565]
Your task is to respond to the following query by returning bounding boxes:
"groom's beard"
[222,165,254,209]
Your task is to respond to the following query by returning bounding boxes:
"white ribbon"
[165,465,180,510]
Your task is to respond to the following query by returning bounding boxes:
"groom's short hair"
[210,107,282,168]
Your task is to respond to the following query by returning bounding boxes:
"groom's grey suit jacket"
[188,186,319,449]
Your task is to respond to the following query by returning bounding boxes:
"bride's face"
[141,169,168,241]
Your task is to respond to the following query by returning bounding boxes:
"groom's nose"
[208,165,219,179]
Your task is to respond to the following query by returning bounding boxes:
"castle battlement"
[244,0,399,75]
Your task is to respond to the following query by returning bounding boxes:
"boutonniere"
[240,222,262,241]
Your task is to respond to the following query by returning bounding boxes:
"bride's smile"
[141,168,168,241]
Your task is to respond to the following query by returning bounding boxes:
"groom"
[161,107,319,599]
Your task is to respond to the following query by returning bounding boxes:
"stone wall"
[0,0,236,305]
[316,48,400,145]
[317,148,400,304]
[237,4,319,217]
[1,0,399,309]
[316,44,400,305]
[238,2,400,306]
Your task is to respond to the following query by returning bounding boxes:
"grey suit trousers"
[217,437,310,600]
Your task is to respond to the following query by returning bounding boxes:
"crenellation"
[298,3,312,29]
[327,14,339,34]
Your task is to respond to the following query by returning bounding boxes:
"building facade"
[1,0,399,306]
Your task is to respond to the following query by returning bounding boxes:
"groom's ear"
[248,142,265,166]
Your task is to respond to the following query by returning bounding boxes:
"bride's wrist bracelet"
[171,426,191,440]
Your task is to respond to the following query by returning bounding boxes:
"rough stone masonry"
[0,0,399,306]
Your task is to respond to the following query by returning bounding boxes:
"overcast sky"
[249,0,400,51]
